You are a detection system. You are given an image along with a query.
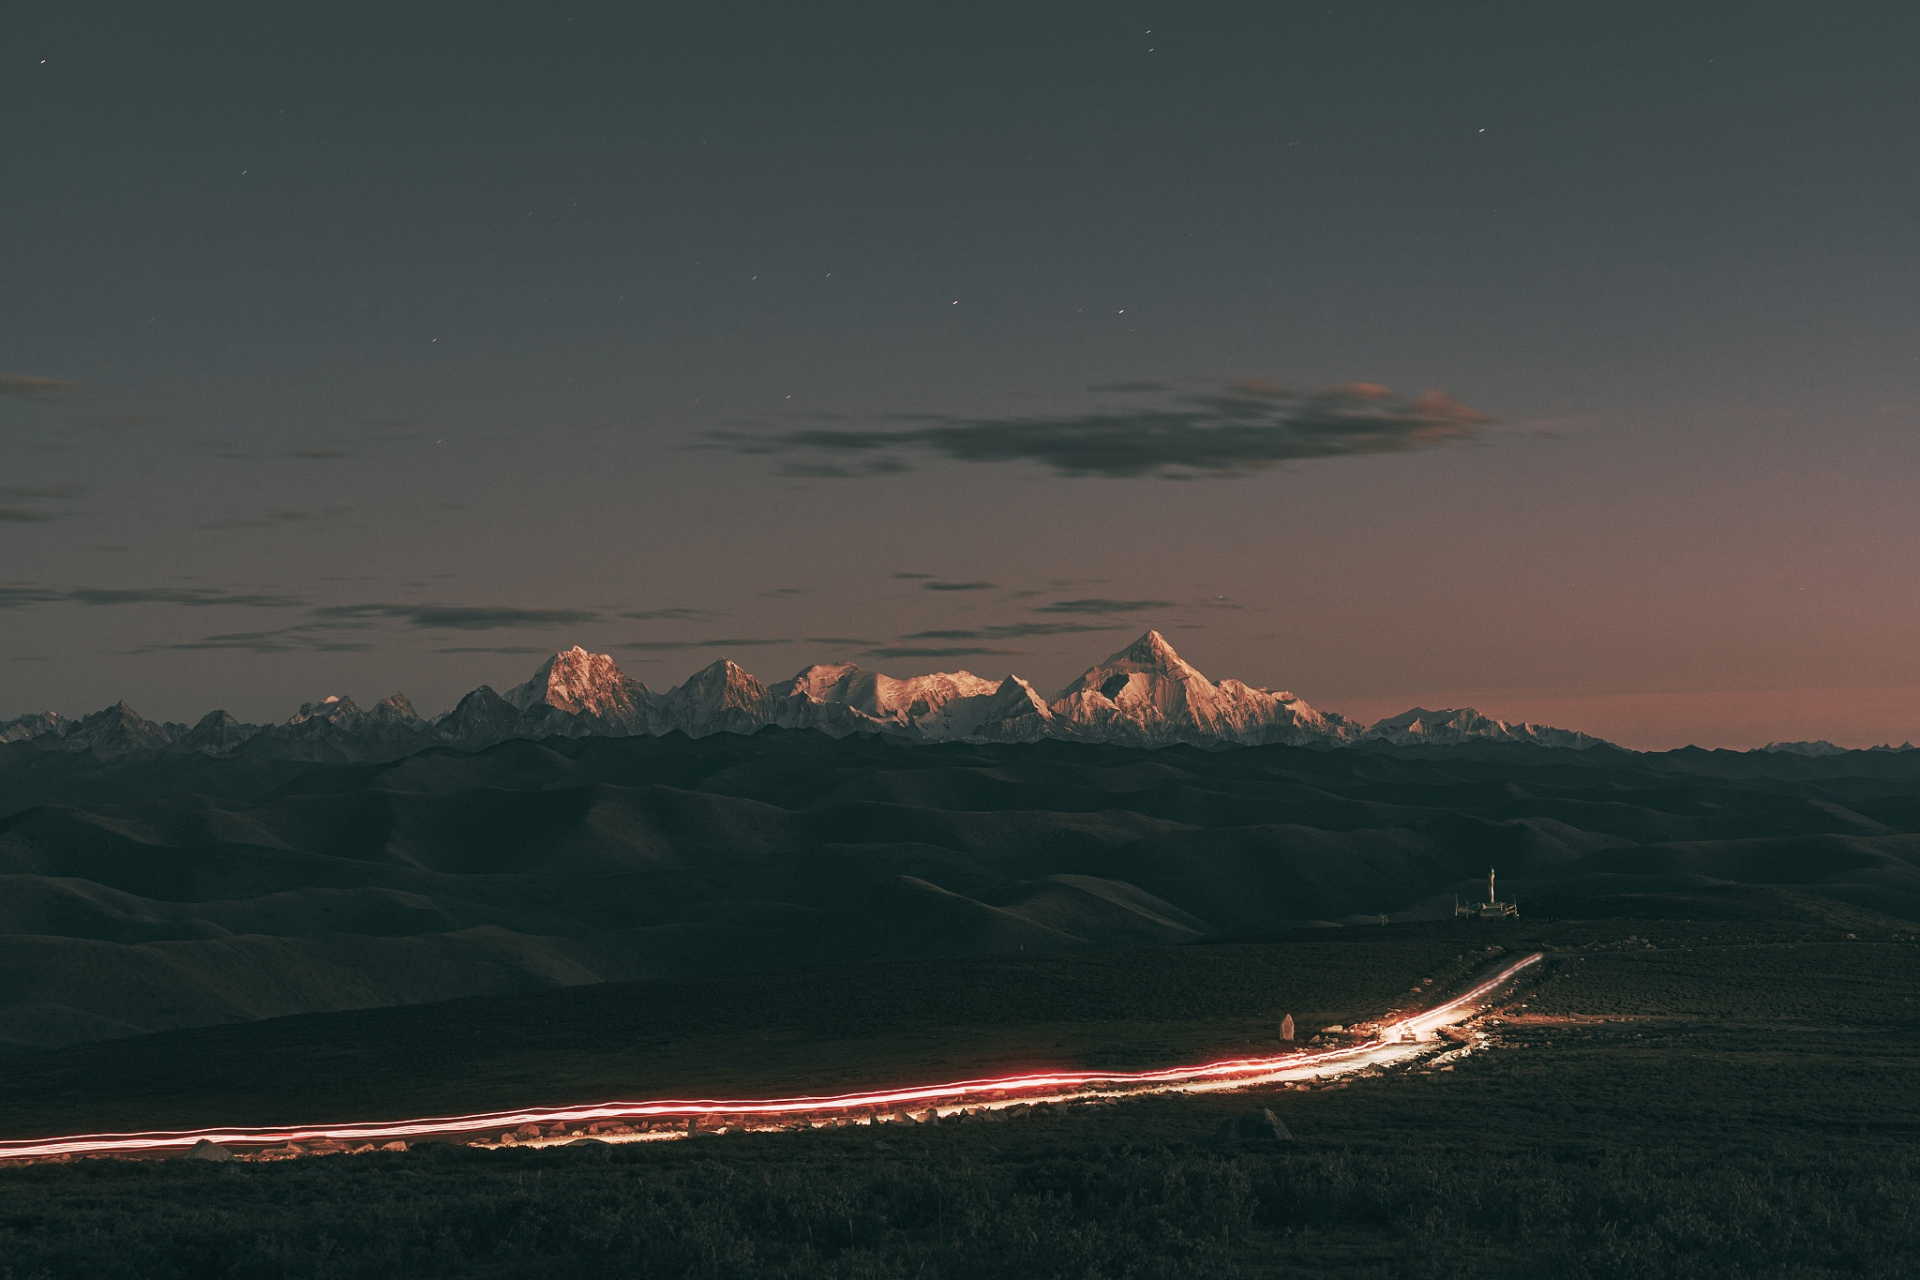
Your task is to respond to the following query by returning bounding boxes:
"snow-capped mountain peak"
[1048,632,1356,746]
[505,645,646,717]
[1361,706,1601,750]
[288,694,363,728]
[6,632,1627,760]
[0,711,64,744]
[1760,740,1848,757]
[367,692,426,726]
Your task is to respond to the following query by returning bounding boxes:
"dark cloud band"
[1035,598,1176,615]
[313,603,602,630]
[723,380,1491,478]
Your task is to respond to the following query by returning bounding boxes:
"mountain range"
[0,631,1612,762]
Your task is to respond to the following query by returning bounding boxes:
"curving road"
[0,952,1541,1162]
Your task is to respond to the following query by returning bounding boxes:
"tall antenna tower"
[1455,866,1519,918]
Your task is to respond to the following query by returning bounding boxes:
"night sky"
[5,3,1918,749]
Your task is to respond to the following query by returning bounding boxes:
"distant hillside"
[2,728,1918,1049]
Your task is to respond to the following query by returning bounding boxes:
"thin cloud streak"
[1035,598,1176,615]
[617,637,794,651]
[314,603,602,630]
[621,608,721,621]
[901,621,1123,640]
[430,645,551,655]
[0,484,84,523]
[0,374,90,402]
[132,625,377,655]
[861,644,1026,660]
[198,511,312,531]
[68,587,308,609]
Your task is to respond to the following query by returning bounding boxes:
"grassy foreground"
[3,915,1918,1277]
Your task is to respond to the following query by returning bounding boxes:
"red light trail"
[0,953,1540,1163]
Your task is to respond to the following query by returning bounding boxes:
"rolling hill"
[2,722,1918,1049]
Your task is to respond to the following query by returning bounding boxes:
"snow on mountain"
[1361,707,1603,750]
[436,685,525,749]
[170,710,261,754]
[953,674,1055,742]
[768,663,1003,738]
[0,711,64,744]
[254,692,442,762]
[3,631,1629,761]
[367,692,428,728]
[1759,740,1849,757]
[1048,631,1358,747]
[286,694,365,730]
[503,645,654,733]
[60,701,175,755]
[657,659,776,737]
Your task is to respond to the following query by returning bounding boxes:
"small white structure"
[1455,868,1518,919]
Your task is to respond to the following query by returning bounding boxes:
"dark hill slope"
[1,730,1918,1048]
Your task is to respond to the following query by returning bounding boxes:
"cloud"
[0,586,619,645]
[922,580,998,592]
[617,637,793,651]
[0,585,63,608]
[1035,598,1175,614]
[620,607,722,621]
[724,380,1492,478]
[761,587,807,598]
[860,644,1026,660]
[0,374,89,403]
[287,448,352,460]
[314,603,601,630]
[198,510,311,531]
[67,586,307,608]
[132,624,376,654]
[777,458,910,478]
[804,636,874,646]
[891,572,935,580]
[4,582,625,655]
[0,484,84,523]
[901,621,1123,640]
[429,645,551,655]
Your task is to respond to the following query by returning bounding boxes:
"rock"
[1211,1108,1295,1146]
[185,1139,233,1162]
[1280,1014,1295,1041]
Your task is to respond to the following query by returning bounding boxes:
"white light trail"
[0,953,1541,1162]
